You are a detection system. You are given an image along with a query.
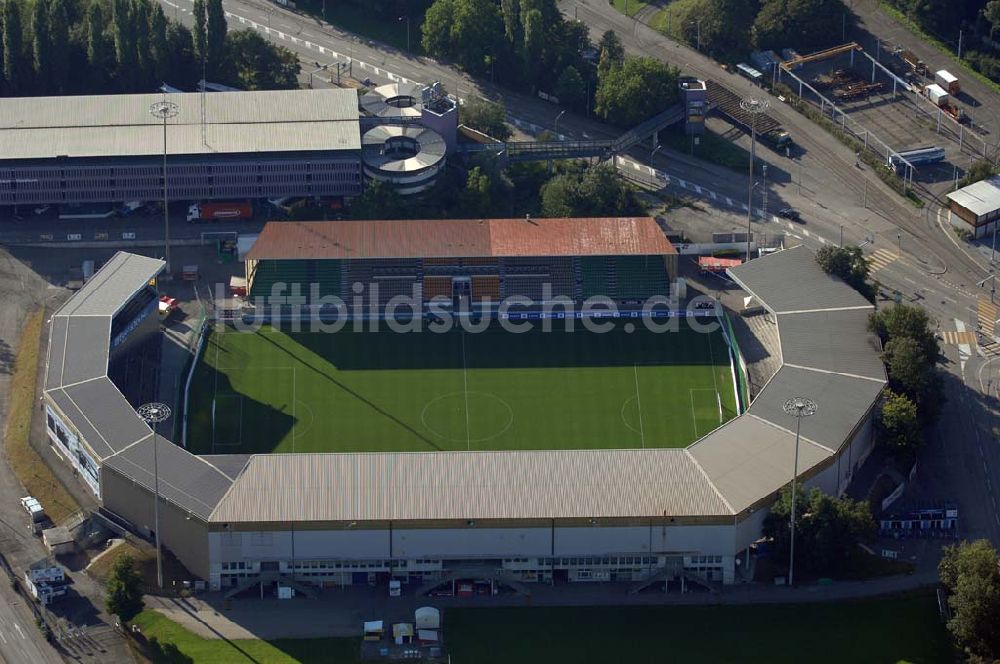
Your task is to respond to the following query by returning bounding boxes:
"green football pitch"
[186,320,738,455]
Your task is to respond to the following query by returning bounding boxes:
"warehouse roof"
[946,176,1000,219]
[727,245,873,313]
[246,218,676,260]
[208,449,730,523]
[0,89,360,160]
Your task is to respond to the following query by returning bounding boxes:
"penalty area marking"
[689,388,718,440]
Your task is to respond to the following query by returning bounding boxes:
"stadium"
[42,220,886,594]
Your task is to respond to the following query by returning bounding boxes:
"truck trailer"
[186,201,253,222]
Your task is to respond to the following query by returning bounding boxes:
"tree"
[46,0,70,93]
[883,336,933,395]
[958,159,999,189]
[132,0,152,88]
[987,0,1000,32]
[224,30,299,90]
[877,391,921,455]
[206,0,226,78]
[763,485,876,578]
[105,554,144,623]
[149,4,170,85]
[753,0,851,52]
[4,0,28,94]
[459,96,512,141]
[597,29,624,74]
[939,540,1000,660]
[660,0,756,58]
[595,56,679,127]
[500,0,521,46]
[541,163,644,218]
[868,304,940,365]
[165,22,199,89]
[555,65,586,110]
[351,179,405,220]
[462,166,493,217]
[420,0,454,58]
[192,0,206,66]
[815,245,872,299]
[32,0,52,92]
[85,0,113,90]
[111,0,137,90]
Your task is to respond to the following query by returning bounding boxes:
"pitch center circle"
[620,396,642,434]
[421,391,514,444]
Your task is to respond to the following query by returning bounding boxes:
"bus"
[736,63,764,86]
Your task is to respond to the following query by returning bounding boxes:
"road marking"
[0,630,6,643]
[14,623,23,639]
[942,330,976,345]
[867,248,898,274]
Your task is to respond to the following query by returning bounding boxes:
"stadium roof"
[47,245,885,527]
[208,449,730,523]
[0,89,360,161]
[103,438,238,521]
[726,245,873,313]
[246,218,676,260]
[946,175,1000,219]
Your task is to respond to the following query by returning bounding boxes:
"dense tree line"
[869,304,943,424]
[659,0,851,58]
[0,0,300,96]
[886,0,1000,84]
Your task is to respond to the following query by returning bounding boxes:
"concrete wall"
[100,467,210,580]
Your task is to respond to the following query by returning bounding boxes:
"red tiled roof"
[247,218,675,260]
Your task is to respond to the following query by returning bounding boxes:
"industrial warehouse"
[41,241,886,594]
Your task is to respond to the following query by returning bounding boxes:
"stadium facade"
[43,238,885,593]
[0,90,362,207]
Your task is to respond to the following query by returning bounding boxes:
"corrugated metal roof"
[727,245,873,313]
[776,310,885,380]
[946,176,1000,218]
[103,437,236,520]
[246,218,676,260]
[208,449,731,523]
[688,416,832,513]
[0,89,360,160]
[748,366,885,451]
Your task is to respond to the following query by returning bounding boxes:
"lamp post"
[689,19,702,51]
[398,16,410,52]
[149,101,179,277]
[136,402,172,590]
[782,396,817,588]
[554,110,566,138]
[309,62,331,88]
[650,143,663,164]
[741,98,769,263]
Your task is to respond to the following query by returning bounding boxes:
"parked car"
[33,204,52,216]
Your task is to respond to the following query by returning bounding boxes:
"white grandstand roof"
[0,89,360,161]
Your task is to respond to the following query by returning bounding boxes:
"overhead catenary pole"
[150,100,179,276]
[136,402,172,590]
[741,98,769,263]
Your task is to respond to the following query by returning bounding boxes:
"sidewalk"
[146,570,939,641]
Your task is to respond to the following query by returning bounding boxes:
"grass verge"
[609,0,648,18]
[658,126,752,173]
[878,3,1000,97]
[131,610,362,664]
[130,591,951,663]
[446,593,953,663]
[3,309,80,525]
[87,540,193,594]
